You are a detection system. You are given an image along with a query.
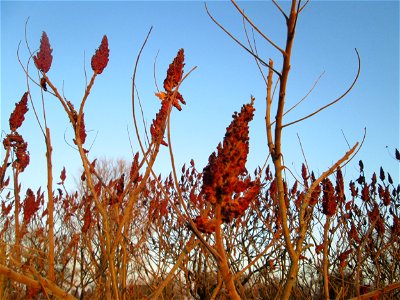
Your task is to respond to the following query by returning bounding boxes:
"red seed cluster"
[23,188,41,224]
[151,49,186,146]
[378,184,391,206]
[202,101,255,205]
[150,102,169,147]
[194,99,260,233]
[301,164,309,188]
[1,201,12,216]
[163,49,185,92]
[59,167,66,184]
[322,178,336,217]
[78,113,87,145]
[361,183,370,201]
[335,168,345,204]
[9,92,29,132]
[338,249,353,268]
[82,201,92,233]
[91,35,109,74]
[309,181,321,207]
[220,181,260,222]
[368,202,385,235]
[34,32,53,73]
[315,243,324,254]
[349,222,361,244]
[3,133,30,172]
[130,152,142,184]
[194,216,216,234]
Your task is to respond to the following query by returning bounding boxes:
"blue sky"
[1,1,399,192]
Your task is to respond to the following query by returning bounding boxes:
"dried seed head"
[59,167,66,184]
[151,49,186,146]
[199,99,259,223]
[193,216,216,234]
[338,249,353,268]
[322,178,337,216]
[91,35,109,74]
[163,49,184,92]
[150,101,169,146]
[130,152,141,183]
[23,188,40,224]
[34,32,53,73]
[9,92,29,132]
[78,113,87,145]
[82,202,92,233]
[3,133,30,172]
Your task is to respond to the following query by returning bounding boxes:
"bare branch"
[296,133,310,183]
[265,59,275,157]
[272,0,289,20]
[341,129,351,149]
[131,26,153,160]
[243,16,267,85]
[153,50,160,92]
[0,264,76,300]
[283,49,361,128]
[134,85,151,147]
[205,3,282,77]
[282,71,325,118]
[231,0,286,55]
[299,0,311,13]
[340,127,366,169]
[347,282,400,300]
[17,43,45,136]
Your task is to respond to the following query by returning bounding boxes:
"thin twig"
[134,84,150,147]
[242,16,267,85]
[83,50,88,89]
[297,133,310,179]
[205,3,282,77]
[283,49,361,128]
[272,0,289,20]
[340,127,366,169]
[231,0,285,55]
[299,0,311,13]
[17,42,45,136]
[341,129,351,149]
[283,71,325,118]
[24,18,33,57]
[153,50,160,92]
[131,26,153,162]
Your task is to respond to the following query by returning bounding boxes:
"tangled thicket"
[1,2,399,299]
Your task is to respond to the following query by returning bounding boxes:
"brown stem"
[275,2,312,298]
[214,203,241,300]
[13,169,21,264]
[323,217,331,300]
[274,4,299,299]
[45,127,55,282]
[266,59,275,157]
[0,147,11,189]
[347,282,400,300]
[0,264,77,300]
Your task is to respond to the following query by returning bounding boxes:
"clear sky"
[1,1,399,192]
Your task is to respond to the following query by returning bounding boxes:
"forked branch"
[231,0,285,55]
[283,49,361,128]
[205,3,282,77]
